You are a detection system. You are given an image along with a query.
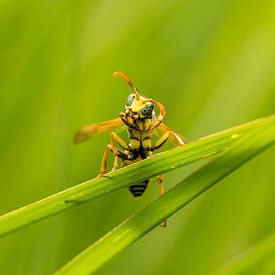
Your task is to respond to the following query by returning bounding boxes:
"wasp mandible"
[74,72,185,226]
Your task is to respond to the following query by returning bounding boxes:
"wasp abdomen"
[128,179,149,197]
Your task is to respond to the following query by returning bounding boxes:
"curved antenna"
[113,71,140,99]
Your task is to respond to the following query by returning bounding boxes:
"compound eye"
[126,94,135,106]
[140,102,154,117]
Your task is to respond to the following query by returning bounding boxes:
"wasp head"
[125,93,154,119]
[113,71,154,119]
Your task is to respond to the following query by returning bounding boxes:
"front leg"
[146,99,166,133]
[99,144,113,176]
[98,132,130,176]
[109,132,129,171]
[120,112,139,130]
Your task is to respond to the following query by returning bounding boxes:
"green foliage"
[1,116,271,238]
[0,0,275,274]
[55,117,275,274]
[0,116,272,238]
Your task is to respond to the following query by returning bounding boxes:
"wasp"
[74,72,185,226]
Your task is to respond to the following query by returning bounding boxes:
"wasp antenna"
[113,71,140,99]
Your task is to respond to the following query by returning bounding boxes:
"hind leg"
[157,174,167,227]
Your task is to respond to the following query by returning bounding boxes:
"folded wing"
[74,118,124,144]
[155,122,187,146]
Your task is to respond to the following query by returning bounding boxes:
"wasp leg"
[153,130,184,150]
[117,149,131,160]
[110,132,130,171]
[146,99,166,133]
[98,132,130,176]
[151,100,165,129]
[119,112,138,129]
[152,131,183,227]
[98,144,113,176]
[157,174,167,227]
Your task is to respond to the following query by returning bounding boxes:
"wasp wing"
[74,117,124,144]
[155,122,187,145]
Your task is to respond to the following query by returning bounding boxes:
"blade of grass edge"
[55,118,275,275]
[0,115,274,237]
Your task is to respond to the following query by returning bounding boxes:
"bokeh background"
[1,0,275,274]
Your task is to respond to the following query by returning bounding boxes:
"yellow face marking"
[129,95,148,113]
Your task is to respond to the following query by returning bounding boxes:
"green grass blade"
[55,117,275,275]
[0,115,274,238]
[210,232,275,275]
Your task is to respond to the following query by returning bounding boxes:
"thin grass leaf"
[210,232,275,275]
[0,115,274,238]
[55,117,275,275]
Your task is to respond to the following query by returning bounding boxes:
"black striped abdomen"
[128,179,149,197]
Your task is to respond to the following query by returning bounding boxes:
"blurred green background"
[0,0,275,274]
